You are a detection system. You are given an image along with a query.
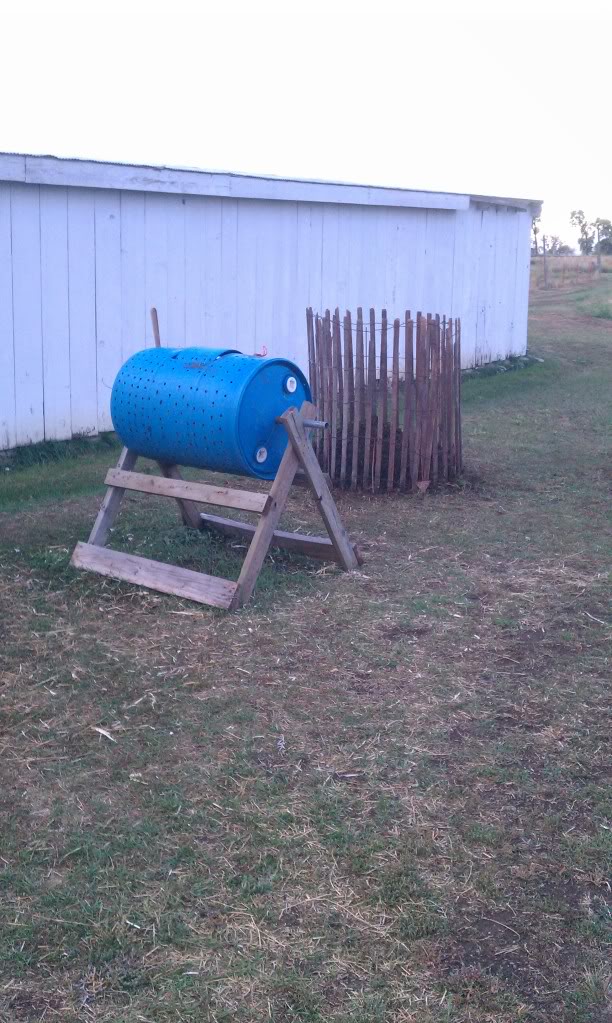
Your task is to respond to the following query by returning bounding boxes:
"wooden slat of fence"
[440,316,448,481]
[306,308,316,401]
[420,316,432,483]
[408,318,418,491]
[363,309,376,490]
[387,317,400,490]
[333,308,343,480]
[346,310,355,479]
[314,315,324,463]
[346,311,355,409]
[455,318,462,474]
[446,318,453,479]
[340,312,354,486]
[431,316,440,482]
[325,310,334,472]
[427,315,436,482]
[374,309,387,491]
[329,310,338,480]
[448,318,456,476]
[431,316,440,487]
[414,313,425,483]
[399,312,413,490]
[352,308,365,489]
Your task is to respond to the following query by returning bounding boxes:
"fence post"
[352,309,365,489]
[374,309,387,491]
[387,318,400,490]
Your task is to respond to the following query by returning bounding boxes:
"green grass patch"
[0,278,610,1021]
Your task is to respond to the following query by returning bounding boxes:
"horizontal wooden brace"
[104,468,268,514]
[200,512,364,564]
[71,542,237,609]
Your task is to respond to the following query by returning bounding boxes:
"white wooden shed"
[0,153,541,450]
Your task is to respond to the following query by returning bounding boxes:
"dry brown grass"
[0,282,610,1022]
[531,253,612,291]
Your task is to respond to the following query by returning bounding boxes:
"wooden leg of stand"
[230,439,300,610]
[280,407,359,572]
[88,447,137,547]
[157,462,202,529]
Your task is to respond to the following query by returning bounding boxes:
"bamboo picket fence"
[305,307,462,492]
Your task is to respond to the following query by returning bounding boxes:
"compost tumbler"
[110,347,311,480]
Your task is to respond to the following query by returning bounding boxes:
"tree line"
[532,212,612,257]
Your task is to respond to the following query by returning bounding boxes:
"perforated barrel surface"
[110,346,311,479]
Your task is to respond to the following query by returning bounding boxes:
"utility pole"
[542,235,549,290]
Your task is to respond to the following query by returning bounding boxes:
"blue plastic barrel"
[110,346,311,480]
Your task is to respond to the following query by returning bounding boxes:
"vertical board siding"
[475,208,497,365]
[11,183,44,445]
[0,184,16,449]
[453,209,477,368]
[166,195,187,345]
[67,189,97,436]
[0,182,531,450]
[94,191,122,430]
[276,202,299,364]
[184,195,205,346]
[235,199,259,352]
[512,211,532,360]
[144,193,169,349]
[202,200,223,344]
[220,199,238,344]
[120,191,146,363]
[254,201,277,355]
[40,186,71,439]
[496,210,519,359]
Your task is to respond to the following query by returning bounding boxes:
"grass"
[575,277,612,320]
[0,278,610,1022]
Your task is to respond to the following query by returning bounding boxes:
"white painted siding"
[0,180,532,449]
[456,204,532,367]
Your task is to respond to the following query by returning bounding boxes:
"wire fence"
[306,307,462,492]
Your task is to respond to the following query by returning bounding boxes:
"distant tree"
[548,236,574,256]
[532,215,541,256]
[593,218,612,255]
[570,210,595,255]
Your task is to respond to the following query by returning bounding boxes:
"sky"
[1,0,609,249]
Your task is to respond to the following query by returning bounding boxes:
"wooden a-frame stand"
[71,402,360,610]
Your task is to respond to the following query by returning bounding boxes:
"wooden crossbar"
[105,468,268,513]
[72,542,237,609]
[200,512,364,564]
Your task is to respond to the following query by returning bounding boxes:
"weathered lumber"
[340,311,353,486]
[88,447,137,547]
[105,468,268,514]
[230,407,307,608]
[280,407,359,571]
[72,542,237,609]
[374,309,388,491]
[324,310,333,471]
[387,317,400,490]
[199,511,363,565]
[351,308,365,489]
[150,307,161,347]
[399,312,414,490]
[306,307,316,400]
[157,462,202,529]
